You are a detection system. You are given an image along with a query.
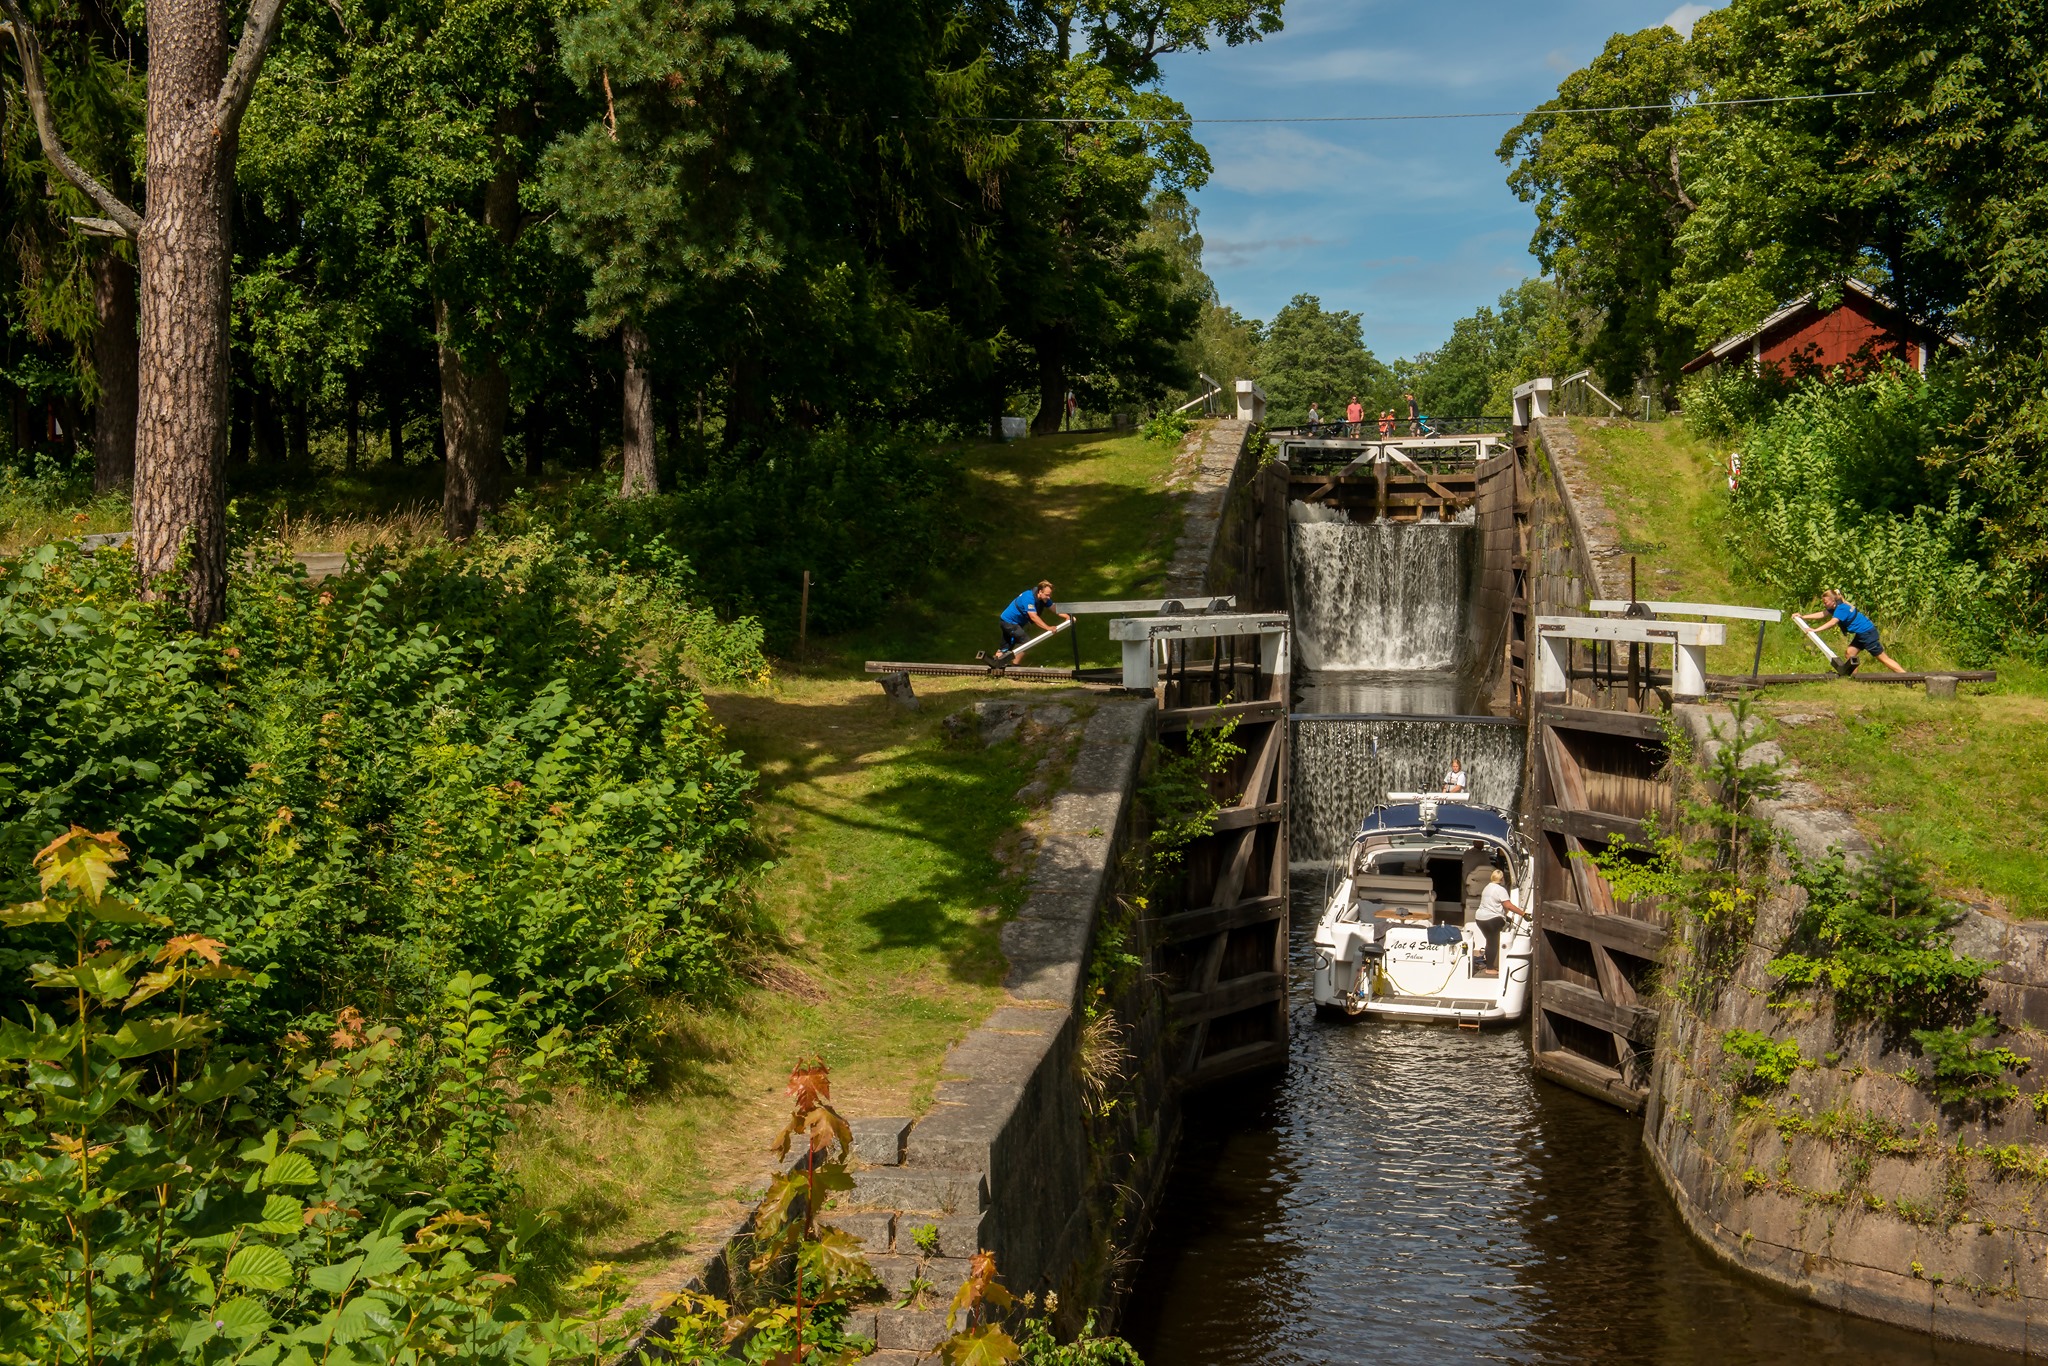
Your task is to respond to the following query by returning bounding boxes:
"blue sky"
[1156,0,1717,360]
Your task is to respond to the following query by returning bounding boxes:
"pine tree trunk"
[132,0,233,627]
[387,392,404,464]
[619,323,657,497]
[437,298,507,539]
[287,395,308,464]
[1030,330,1065,436]
[90,252,138,493]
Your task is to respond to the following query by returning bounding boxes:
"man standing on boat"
[1797,589,1906,675]
[1475,870,1520,975]
[993,580,1070,666]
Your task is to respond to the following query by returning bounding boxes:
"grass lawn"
[506,427,1187,1285]
[1570,417,2048,918]
[833,427,1195,671]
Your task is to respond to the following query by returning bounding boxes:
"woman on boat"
[1475,870,1520,974]
[1442,758,1468,793]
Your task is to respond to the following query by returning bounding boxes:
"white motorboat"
[1311,792,1534,1024]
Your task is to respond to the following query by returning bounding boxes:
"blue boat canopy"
[1354,801,1514,842]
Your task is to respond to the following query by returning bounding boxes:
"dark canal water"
[1121,891,2020,1366]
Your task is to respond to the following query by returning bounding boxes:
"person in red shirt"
[1345,395,1364,437]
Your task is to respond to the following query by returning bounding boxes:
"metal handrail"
[1271,415,1512,439]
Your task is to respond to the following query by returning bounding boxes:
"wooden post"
[1376,451,1388,522]
[799,570,811,656]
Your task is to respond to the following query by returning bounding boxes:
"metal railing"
[1269,415,1512,440]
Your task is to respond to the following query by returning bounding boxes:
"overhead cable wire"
[946,90,1875,124]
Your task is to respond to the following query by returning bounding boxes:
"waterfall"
[1290,719,1525,862]
[1288,505,1476,673]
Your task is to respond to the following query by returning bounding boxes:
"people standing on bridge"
[1346,395,1365,437]
[1306,401,1322,433]
[1378,409,1394,437]
[1797,589,1906,675]
[1442,758,1468,793]
[1475,870,1520,973]
[1404,389,1419,435]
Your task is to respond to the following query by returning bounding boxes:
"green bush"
[1769,848,1992,1034]
[0,537,762,1090]
[1678,364,1790,441]
[1912,1014,2031,1108]
[1724,363,2022,657]
[503,426,968,647]
[1722,1028,1805,1091]
[0,830,624,1364]
[1139,409,1191,445]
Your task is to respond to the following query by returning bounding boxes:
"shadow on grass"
[715,686,1035,988]
[820,435,1185,669]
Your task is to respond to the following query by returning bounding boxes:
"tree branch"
[0,2,142,238]
[1668,142,1698,212]
[214,0,288,139]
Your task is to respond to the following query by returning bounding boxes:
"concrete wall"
[1645,705,2048,1355]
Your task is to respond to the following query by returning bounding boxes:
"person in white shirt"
[1475,870,1520,973]
[1442,758,1468,793]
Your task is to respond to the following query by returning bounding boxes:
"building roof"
[1679,279,1943,375]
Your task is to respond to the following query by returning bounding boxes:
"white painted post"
[1121,639,1158,691]
[1673,643,1708,698]
[1512,377,1554,426]
[1536,631,1568,694]
[1234,379,1267,426]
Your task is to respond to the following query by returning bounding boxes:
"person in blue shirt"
[1798,589,1906,675]
[993,580,1070,664]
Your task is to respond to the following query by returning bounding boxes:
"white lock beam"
[1534,616,1726,699]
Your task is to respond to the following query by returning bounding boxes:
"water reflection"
[1120,894,2021,1365]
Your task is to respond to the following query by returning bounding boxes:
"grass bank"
[1568,417,2048,919]
[507,426,1190,1280]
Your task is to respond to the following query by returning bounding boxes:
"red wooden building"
[1680,279,1945,378]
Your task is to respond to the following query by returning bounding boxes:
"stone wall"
[1524,415,1613,616]
[1645,705,2048,1355]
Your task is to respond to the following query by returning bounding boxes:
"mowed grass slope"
[1570,418,2048,919]
[839,428,1196,670]
[508,427,1189,1280]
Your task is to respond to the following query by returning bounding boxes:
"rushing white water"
[1288,504,1476,673]
[1290,719,1524,862]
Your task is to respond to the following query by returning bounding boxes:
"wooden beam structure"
[1141,611,1292,1091]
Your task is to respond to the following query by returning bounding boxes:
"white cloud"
[1661,3,1713,34]
[1205,235,1337,267]
[1234,44,1512,89]
[1205,126,1477,200]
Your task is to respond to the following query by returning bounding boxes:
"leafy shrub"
[1722,1028,1806,1091]
[1769,848,1992,1034]
[1588,701,1782,1006]
[1912,1015,2030,1108]
[1141,717,1243,869]
[1140,409,1191,445]
[1724,363,2025,657]
[501,426,968,647]
[1678,364,1790,441]
[0,830,622,1364]
[0,538,761,1090]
